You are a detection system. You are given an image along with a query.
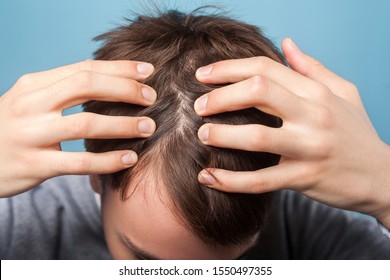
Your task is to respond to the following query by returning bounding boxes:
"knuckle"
[17,74,34,88]
[314,84,332,102]
[282,162,319,190]
[73,156,92,173]
[116,117,134,136]
[247,126,267,151]
[54,157,70,174]
[248,75,269,101]
[249,180,265,193]
[343,81,359,95]
[71,114,92,137]
[121,79,138,95]
[57,155,91,174]
[308,58,325,75]
[292,164,314,190]
[247,173,268,193]
[302,163,324,187]
[45,81,62,97]
[306,135,331,159]
[77,59,95,72]
[73,71,94,91]
[116,61,133,74]
[253,56,272,71]
[11,97,30,116]
[10,153,36,176]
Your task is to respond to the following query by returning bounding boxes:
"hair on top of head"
[84,7,284,247]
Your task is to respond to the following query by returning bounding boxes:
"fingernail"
[141,86,156,103]
[137,63,154,75]
[122,152,138,165]
[138,119,155,134]
[198,125,209,142]
[194,95,208,114]
[198,171,216,185]
[196,65,213,77]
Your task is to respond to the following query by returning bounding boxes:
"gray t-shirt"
[0,175,389,259]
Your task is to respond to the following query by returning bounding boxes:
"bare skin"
[195,38,390,228]
[0,60,157,197]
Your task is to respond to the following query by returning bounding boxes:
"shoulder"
[0,175,107,259]
[1,175,97,220]
[280,190,390,259]
[251,190,390,259]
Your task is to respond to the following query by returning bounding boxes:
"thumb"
[282,38,364,108]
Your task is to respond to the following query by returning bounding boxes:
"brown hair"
[84,8,284,247]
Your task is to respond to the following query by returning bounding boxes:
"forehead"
[107,175,211,259]
[103,173,247,259]
[123,178,189,242]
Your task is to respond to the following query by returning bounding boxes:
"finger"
[198,123,303,158]
[13,60,155,93]
[36,71,157,111]
[47,150,139,176]
[195,56,318,97]
[194,75,307,121]
[282,38,364,108]
[198,163,305,194]
[38,113,156,145]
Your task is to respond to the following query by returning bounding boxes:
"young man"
[1,9,389,259]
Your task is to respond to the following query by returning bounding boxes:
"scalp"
[84,9,283,246]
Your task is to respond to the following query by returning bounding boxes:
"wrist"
[369,143,390,228]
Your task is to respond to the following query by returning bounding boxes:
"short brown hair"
[84,9,284,247]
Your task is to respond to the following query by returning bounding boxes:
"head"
[84,8,284,259]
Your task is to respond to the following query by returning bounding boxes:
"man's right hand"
[0,60,157,197]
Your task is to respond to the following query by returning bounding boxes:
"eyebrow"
[120,234,161,260]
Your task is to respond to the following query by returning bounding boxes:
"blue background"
[1,0,389,151]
